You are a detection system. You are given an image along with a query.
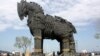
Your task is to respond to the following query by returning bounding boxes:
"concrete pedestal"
[31,52,45,56]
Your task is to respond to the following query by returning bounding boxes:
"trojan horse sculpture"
[17,0,76,56]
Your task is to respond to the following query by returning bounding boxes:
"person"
[53,51,55,56]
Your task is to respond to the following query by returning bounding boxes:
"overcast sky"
[0,0,100,53]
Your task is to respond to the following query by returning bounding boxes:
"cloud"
[0,0,80,32]
[52,0,100,28]
[40,0,79,14]
[0,0,28,32]
[0,23,12,31]
[0,0,100,32]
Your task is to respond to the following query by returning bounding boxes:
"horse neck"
[27,11,44,22]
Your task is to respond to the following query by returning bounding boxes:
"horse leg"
[32,29,43,56]
[69,35,76,56]
[59,40,62,55]
[61,38,70,56]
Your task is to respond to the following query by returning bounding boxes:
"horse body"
[18,1,76,41]
[27,12,76,40]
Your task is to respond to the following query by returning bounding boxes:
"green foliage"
[14,36,32,51]
[95,33,100,39]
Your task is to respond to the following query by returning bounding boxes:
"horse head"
[17,0,28,20]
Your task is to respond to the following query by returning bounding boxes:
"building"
[0,50,11,56]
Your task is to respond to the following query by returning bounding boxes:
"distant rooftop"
[0,50,11,53]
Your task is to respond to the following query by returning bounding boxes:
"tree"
[14,36,32,53]
[95,19,100,39]
[95,33,100,39]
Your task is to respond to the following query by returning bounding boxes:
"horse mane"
[55,16,67,23]
[29,1,44,14]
